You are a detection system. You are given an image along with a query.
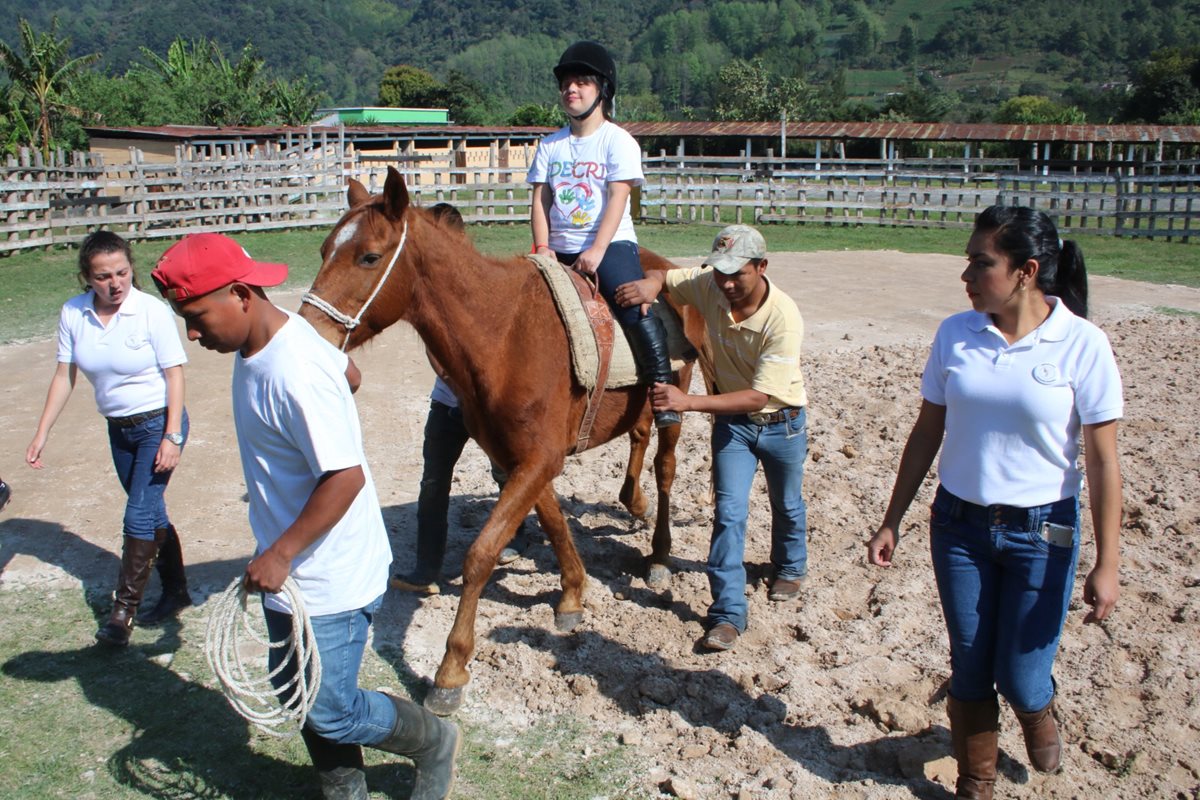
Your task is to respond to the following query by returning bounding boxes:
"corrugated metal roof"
[85,121,1200,145]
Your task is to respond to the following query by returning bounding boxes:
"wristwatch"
[163,432,185,446]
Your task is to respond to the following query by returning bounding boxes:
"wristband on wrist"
[531,243,548,254]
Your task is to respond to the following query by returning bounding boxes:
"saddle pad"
[527,253,690,390]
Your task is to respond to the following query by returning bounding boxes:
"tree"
[508,103,564,127]
[378,65,442,108]
[0,17,98,159]
[714,59,826,122]
[1124,47,1200,123]
[995,95,1086,125]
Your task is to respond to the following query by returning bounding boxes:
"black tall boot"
[371,694,461,800]
[137,525,193,626]
[623,314,682,429]
[300,727,368,800]
[96,535,159,646]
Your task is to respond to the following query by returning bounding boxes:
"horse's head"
[300,166,417,351]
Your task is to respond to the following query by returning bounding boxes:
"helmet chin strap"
[567,93,604,122]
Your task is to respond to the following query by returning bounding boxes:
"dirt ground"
[1,250,1198,799]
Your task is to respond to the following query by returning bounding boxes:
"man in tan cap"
[615,224,809,652]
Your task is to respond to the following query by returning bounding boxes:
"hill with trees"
[2,0,1199,157]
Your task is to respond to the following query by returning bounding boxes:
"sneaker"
[497,526,537,565]
[0,480,10,511]
[768,575,805,602]
[701,622,739,651]
[390,573,439,594]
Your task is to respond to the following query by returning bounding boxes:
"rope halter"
[301,219,408,351]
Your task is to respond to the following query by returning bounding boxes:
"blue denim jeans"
[929,484,1080,712]
[413,400,523,582]
[106,409,189,540]
[264,593,397,745]
[707,407,808,632]
[556,240,644,326]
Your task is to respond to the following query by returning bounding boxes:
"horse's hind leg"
[533,483,587,632]
[428,468,546,716]
[618,414,651,519]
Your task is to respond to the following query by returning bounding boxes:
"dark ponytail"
[973,205,1089,318]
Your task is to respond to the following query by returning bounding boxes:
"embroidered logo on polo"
[1032,363,1059,384]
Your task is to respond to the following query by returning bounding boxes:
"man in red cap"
[152,233,460,800]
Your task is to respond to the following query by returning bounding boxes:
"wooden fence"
[3,147,1198,256]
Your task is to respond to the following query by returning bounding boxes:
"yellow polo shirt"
[664,267,807,411]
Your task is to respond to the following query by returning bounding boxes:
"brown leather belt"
[746,407,802,426]
[106,407,166,428]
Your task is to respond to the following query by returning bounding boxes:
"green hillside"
[2,0,1199,121]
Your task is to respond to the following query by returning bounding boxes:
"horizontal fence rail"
[3,145,1198,256]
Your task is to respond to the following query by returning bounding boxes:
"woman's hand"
[1083,563,1119,623]
[866,526,898,567]
[25,435,48,470]
[573,245,607,276]
[154,439,181,473]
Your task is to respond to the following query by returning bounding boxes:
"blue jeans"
[707,407,808,632]
[929,484,1080,712]
[106,409,189,540]
[413,400,523,581]
[556,240,644,326]
[264,593,397,745]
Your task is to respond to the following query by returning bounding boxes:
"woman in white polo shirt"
[27,231,191,647]
[867,206,1123,799]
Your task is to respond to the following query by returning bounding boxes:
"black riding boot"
[371,694,461,800]
[300,727,368,800]
[623,314,681,429]
[137,525,193,626]
[96,535,159,646]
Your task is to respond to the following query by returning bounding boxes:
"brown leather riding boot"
[95,535,159,646]
[1014,698,1063,774]
[136,525,193,626]
[947,695,999,800]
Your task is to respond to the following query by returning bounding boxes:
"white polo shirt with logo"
[921,297,1123,508]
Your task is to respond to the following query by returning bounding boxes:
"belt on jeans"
[939,486,1037,529]
[746,407,802,426]
[106,407,166,428]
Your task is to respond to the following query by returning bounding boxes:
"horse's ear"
[347,178,371,208]
[382,166,409,221]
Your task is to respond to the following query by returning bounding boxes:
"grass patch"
[1,223,1196,344]
[0,587,641,799]
[1155,306,1200,318]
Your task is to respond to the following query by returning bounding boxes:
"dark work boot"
[137,525,193,626]
[947,695,999,799]
[300,726,368,800]
[623,314,681,429]
[372,694,461,800]
[96,535,160,646]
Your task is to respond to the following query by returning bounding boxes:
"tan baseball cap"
[702,224,767,274]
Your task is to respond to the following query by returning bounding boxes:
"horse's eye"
[359,253,382,267]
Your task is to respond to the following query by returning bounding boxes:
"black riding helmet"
[554,40,617,120]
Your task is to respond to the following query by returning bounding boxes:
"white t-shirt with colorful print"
[527,120,644,253]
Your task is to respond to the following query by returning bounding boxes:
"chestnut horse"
[299,167,709,714]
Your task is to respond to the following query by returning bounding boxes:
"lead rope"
[205,575,322,737]
[301,219,408,351]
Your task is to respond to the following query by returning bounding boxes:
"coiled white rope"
[205,575,322,737]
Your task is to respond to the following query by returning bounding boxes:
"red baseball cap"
[151,233,288,301]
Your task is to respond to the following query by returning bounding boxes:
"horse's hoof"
[555,610,584,632]
[646,563,672,589]
[424,686,465,716]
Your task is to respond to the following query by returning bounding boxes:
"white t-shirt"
[526,120,643,253]
[56,287,187,417]
[921,298,1123,507]
[232,311,391,616]
[430,375,458,408]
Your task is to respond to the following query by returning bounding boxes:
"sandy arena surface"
[1,250,1198,799]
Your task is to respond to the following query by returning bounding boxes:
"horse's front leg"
[645,414,680,588]
[619,411,651,519]
[427,466,547,716]
[532,482,587,632]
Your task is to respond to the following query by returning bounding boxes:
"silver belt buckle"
[747,411,771,425]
